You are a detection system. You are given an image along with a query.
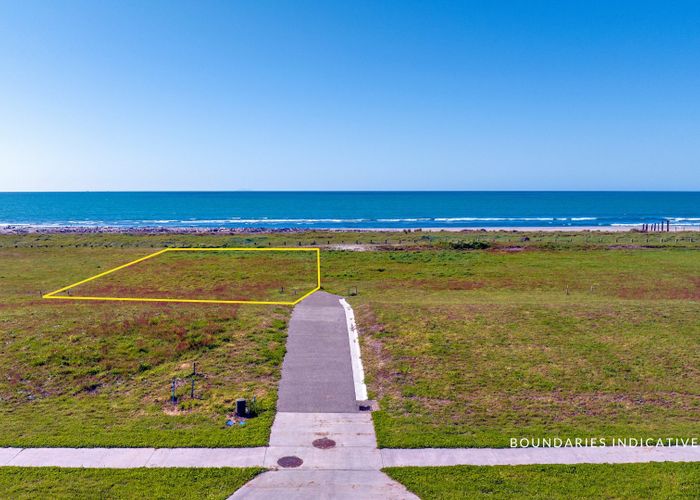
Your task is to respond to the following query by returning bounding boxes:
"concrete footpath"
[276,292,358,413]
[0,447,266,468]
[233,291,417,499]
[2,445,699,469]
[1,291,699,498]
[380,445,700,467]
[233,412,416,499]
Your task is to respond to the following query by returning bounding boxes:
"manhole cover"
[277,456,303,468]
[312,437,336,449]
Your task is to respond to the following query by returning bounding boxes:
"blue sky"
[1,1,699,191]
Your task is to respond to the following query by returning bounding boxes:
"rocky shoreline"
[4,225,697,235]
[0,225,309,235]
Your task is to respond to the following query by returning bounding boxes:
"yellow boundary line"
[43,247,321,306]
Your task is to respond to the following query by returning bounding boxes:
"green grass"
[0,246,289,447]
[1,229,698,251]
[0,467,262,499]
[53,249,318,303]
[1,232,698,448]
[384,463,700,499]
[321,247,700,447]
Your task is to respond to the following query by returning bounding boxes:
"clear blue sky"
[1,1,699,191]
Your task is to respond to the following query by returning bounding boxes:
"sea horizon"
[1,191,699,230]
[3,189,700,193]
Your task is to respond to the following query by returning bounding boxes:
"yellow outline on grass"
[42,247,321,306]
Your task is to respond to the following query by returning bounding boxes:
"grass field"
[0,467,262,499]
[49,248,318,303]
[384,462,700,499]
[321,246,700,447]
[1,229,697,251]
[1,232,698,449]
[0,245,289,447]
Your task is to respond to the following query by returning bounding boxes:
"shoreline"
[1,225,699,235]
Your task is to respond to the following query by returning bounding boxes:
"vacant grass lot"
[0,467,262,499]
[322,247,700,447]
[0,246,289,447]
[52,249,318,303]
[1,232,698,449]
[384,462,700,499]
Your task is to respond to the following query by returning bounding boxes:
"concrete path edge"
[3,446,699,468]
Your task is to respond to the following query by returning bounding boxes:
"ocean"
[0,192,698,230]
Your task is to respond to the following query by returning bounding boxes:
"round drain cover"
[312,437,336,449]
[277,456,303,468]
